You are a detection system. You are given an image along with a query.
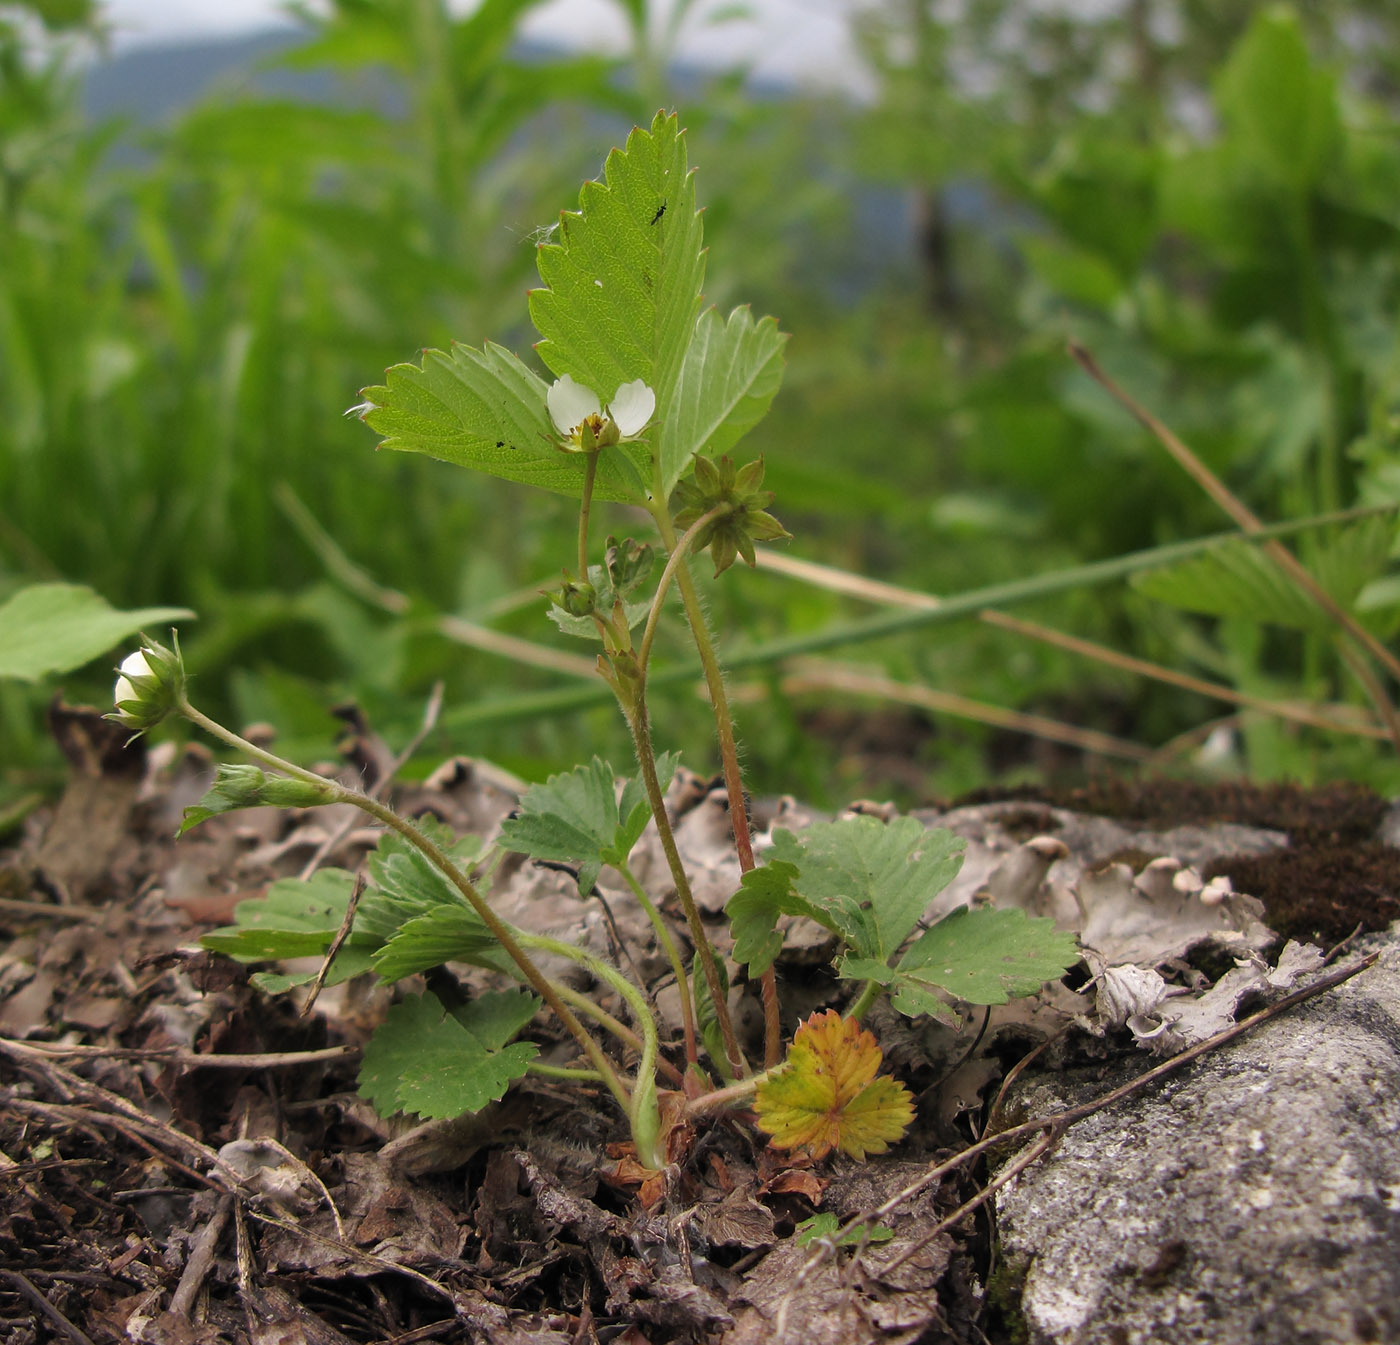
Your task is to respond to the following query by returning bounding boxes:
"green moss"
[985,1250,1032,1345]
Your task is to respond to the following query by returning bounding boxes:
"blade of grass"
[275,482,596,680]
[1069,341,1400,752]
[434,505,1398,732]
[773,660,1156,762]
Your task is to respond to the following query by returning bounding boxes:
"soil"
[1,704,1396,1345]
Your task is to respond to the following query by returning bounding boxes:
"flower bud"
[178,763,341,835]
[554,579,597,618]
[110,635,185,732]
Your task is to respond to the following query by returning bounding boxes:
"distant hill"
[83,28,308,123]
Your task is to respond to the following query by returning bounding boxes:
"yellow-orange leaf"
[755,1010,915,1161]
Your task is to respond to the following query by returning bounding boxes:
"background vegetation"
[4,0,1400,812]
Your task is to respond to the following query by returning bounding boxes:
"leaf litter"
[0,704,1391,1343]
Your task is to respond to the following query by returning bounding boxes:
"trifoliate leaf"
[359,341,648,504]
[358,991,540,1120]
[727,861,828,975]
[755,1010,914,1161]
[0,583,193,683]
[529,111,704,445]
[657,306,788,497]
[841,906,1081,1021]
[795,1213,895,1249]
[767,817,965,963]
[497,753,678,894]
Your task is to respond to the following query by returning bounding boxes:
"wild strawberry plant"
[111,113,1079,1169]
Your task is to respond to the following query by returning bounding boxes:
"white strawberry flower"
[547,375,655,451]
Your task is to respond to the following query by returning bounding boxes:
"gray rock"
[995,928,1400,1345]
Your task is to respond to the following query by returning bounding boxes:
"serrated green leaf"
[842,907,1080,1020]
[251,946,377,994]
[691,950,731,1077]
[355,822,482,943]
[727,860,828,975]
[0,583,193,682]
[1131,519,1396,632]
[767,817,965,963]
[658,306,788,496]
[497,754,677,893]
[360,341,648,503]
[1131,537,1320,629]
[200,869,356,962]
[795,1213,895,1248]
[358,991,540,1119]
[371,905,511,981]
[528,111,704,454]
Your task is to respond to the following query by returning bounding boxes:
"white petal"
[547,375,600,435]
[115,651,151,706]
[608,380,655,437]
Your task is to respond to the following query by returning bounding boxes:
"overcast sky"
[97,0,864,92]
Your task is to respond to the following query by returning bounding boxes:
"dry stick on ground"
[167,1193,233,1320]
[773,952,1379,1338]
[1068,341,1400,754]
[755,550,1388,745]
[0,1270,97,1345]
[1,1036,357,1070]
[778,662,1156,763]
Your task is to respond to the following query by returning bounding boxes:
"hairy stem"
[521,933,662,1165]
[846,980,883,1024]
[624,696,749,1078]
[650,502,783,1066]
[578,451,598,582]
[616,859,698,1063]
[177,696,633,1116]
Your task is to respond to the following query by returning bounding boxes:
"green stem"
[616,858,698,1063]
[556,984,684,1087]
[521,933,661,1165]
[637,503,727,672]
[528,1063,604,1082]
[682,1062,785,1119]
[846,979,883,1024]
[177,695,633,1117]
[578,451,598,582]
[624,695,749,1079]
[650,502,782,1067]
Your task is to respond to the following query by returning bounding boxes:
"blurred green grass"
[4,0,1400,808]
